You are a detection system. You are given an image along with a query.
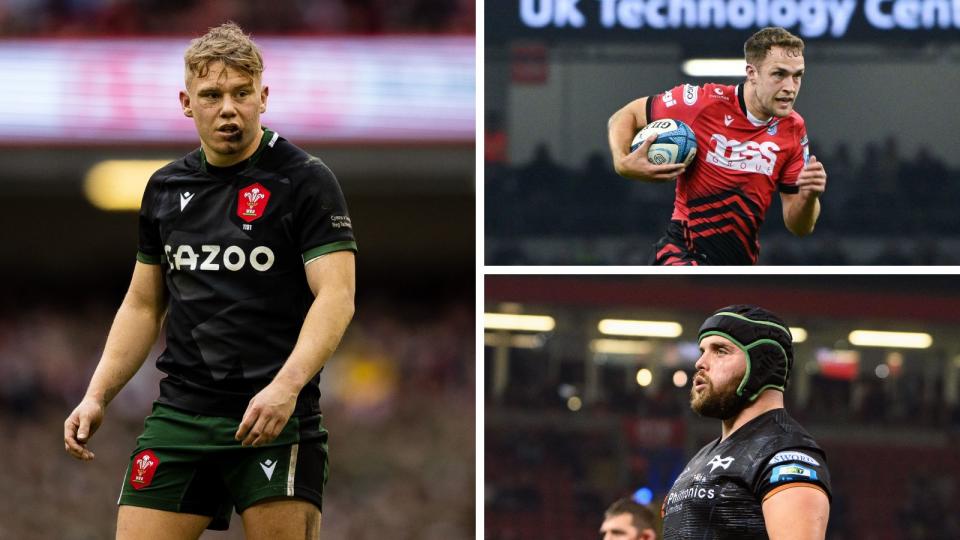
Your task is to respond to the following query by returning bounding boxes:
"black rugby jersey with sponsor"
[137,128,356,418]
[661,408,831,540]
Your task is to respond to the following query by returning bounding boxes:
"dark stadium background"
[484,1,960,265]
[485,275,960,540]
[0,2,474,539]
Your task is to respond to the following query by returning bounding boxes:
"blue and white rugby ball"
[630,118,697,167]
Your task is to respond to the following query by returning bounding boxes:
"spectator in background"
[485,110,508,165]
[824,142,854,210]
[518,143,569,233]
[600,497,657,540]
[876,136,900,197]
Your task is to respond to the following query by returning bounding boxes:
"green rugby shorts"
[117,402,329,530]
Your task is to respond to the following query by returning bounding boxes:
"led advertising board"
[0,37,474,146]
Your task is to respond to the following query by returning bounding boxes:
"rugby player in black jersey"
[661,305,830,539]
[63,22,355,539]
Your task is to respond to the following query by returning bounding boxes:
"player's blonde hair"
[184,21,263,86]
[744,27,804,68]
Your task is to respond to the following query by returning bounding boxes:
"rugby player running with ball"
[608,27,827,265]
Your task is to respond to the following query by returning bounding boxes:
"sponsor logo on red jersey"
[662,90,677,108]
[130,450,159,490]
[238,183,271,223]
[709,86,730,101]
[706,134,780,176]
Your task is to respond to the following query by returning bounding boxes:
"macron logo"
[724,115,734,127]
[260,459,277,481]
[180,191,195,211]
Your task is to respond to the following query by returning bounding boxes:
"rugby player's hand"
[796,155,827,197]
[236,381,298,447]
[64,398,105,461]
[614,134,687,182]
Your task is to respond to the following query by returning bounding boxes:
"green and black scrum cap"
[698,305,794,402]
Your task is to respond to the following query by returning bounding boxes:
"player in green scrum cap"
[661,305,831,540]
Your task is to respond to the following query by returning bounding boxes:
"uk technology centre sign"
[489,0,960,45]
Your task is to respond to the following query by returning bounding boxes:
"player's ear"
[259,85,269,114]
[179,90,193,118]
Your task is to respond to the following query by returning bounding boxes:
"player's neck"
[720,390,784,441]
[742,81,772,123]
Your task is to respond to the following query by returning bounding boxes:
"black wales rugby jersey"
[137,128,356,418]
[662,409,831,540]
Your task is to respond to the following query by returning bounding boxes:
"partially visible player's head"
[600,498,657,540]
[692,305,793,419]
[180,22,269,166]
[743,27,805,119]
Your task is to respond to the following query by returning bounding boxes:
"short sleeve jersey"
[661,409,831,540]
[648,83,809,264]
[137,128,356,418]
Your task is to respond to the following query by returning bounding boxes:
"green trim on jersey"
[136,251,162,264]
[199,127,276,173]
[303,240,358,264]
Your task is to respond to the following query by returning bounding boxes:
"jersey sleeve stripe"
[761,481,828,503]
[136,251,162,265]
[302,241,358,265]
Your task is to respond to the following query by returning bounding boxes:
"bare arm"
[762,485,830,539]
[781,155,826,236]
[608,96,686,182]
[64,261,166,460]
[608,96,649,167]
[235,250,356,446]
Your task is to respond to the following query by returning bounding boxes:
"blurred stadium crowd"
[485,135,960,265]
[489,352,960,428]
[0,0,473,35]
[0,293,474,539]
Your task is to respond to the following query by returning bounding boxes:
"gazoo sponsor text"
[164,244,276,272]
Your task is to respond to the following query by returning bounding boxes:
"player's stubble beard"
[747,78,793,120]
[690,368,748,420]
